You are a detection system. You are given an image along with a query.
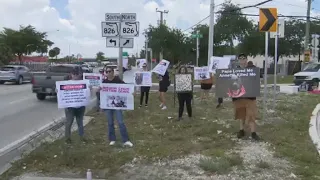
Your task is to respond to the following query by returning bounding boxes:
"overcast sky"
[0,0,319,58]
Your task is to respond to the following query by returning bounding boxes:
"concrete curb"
[309,103,320,155]
[0,97,97,176]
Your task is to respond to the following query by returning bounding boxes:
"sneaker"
[139,105,142,108]
[251,132,260,141]
[161,106,167,110]
[145,104,148,107]
[237,130,245,139]
[65,138,72,144]
[123,141,133,147]
[177,117,182,121]
[109,141,116,146]
[159,103,163,107]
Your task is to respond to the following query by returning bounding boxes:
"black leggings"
[218,98,223,104]
[140,87,150,105]
[178,93,192,118]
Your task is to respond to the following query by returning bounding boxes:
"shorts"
[159,86,168,92]
[141,86,150,92]
[201,83,212,90]
[233,99,257,122]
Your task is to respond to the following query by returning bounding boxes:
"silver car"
[0,65,32,85]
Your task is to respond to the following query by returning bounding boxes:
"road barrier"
[309,104,320,155]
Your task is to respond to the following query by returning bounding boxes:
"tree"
[96,51,105,61]
[0,44,13,65]
[52,47,60,59]
[0,25,54,64]
[48,49,57,59]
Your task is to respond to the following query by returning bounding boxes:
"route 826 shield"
[120,21,139,37]
[101,22,120,37]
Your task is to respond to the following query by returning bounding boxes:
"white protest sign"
[83,73,102,87]
[100,83,135,110]
[152,59,170,76]
[136,59,146,68]
[123,58,128,68]
[56,80,91,109]
[194,66,210,80]
[209,56,231,74]
[134,71,152,86]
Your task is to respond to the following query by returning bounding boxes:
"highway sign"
[259,8,277,32]
[105,13,121,21]
[120,21,139,37]
[106,37,119,47]
[101,22,119,37]
[121,13,136,21]
[120,38,134,48]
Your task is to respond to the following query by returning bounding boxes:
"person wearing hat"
[63,66,89,144]
[139,63,151,108]
[232,53,260,141]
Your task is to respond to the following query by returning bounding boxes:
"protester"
[96,69,105,112]
[101,67,133,147]
[233,53,260,140]
[63,66,88,144]
[200,72,213,100]
[139,63,151,108]
[158,70,170,110]
[177,66,192,121]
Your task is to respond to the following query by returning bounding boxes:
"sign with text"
[216,68,261,98]
[56,80,91,109]
[83,73,102,87]
[100,83,134,110]
[194,66,210,80]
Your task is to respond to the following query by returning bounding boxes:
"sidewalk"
[19,177,104,180]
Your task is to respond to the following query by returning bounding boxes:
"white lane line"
[8,96,34,105]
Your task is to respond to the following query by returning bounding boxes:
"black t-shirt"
[159,71,170,85]
[102,76,125,84]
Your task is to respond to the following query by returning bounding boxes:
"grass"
[1,92,239,179]
[266,75,293,84]
[3,91,320,179]
[259,92,320,180]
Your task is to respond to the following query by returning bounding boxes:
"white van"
[293,63,320,87]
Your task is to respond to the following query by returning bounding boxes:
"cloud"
[0,0,319,58]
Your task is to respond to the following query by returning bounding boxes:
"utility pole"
[196,30,200,66]
[156,8,169,61]
[303,0,312,67]
[208,0,215,65]
[145,36,148,63]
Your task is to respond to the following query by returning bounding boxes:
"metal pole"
[145,37,148,63]
[150,49,153,69]
[196,30,200,66]
[207,0,215,65]
[159,12,163,61]
[303,0,312,69]
[118,17,123,79]
[273,31,278,109]
[263,32,269,121]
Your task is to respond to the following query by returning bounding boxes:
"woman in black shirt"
[158,70,170,110]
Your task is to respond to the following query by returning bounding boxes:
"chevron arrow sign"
[259,8,277,32]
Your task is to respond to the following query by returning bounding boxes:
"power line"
[183,0,273,32]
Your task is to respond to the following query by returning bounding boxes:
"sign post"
[259,8,277,120]
[191,32,203,66]
[102,13,140,79]
[270,19,285,109]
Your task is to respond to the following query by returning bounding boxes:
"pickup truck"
[31,64,82,100]
[293,62,320,89]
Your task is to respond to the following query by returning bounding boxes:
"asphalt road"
[0,68,135,151]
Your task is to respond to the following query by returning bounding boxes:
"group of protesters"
[62,53,260,148]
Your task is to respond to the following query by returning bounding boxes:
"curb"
[0,98,97,176]
[309,103,320,155]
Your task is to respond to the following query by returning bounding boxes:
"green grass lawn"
[2,91,320,179]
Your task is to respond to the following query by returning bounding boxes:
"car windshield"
[302,64,320,72]
[0,66,16,71]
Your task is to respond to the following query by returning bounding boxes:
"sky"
[0,0,319,58]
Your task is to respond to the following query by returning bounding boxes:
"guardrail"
[309,104,320,155]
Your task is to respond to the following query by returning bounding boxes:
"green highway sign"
[122,52,129,56]
[191,34,203,38]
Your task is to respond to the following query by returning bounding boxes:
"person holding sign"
[139,63,151,108]
[233,53,260,141]
[177,66,193,121]
[101,67,133,147]
[63,67,88,144]
[158,70,170,110]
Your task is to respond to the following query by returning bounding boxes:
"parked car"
[0,65,32,85]
[81,64,93,73]
[31,64,83,100]
[293,62,320,89]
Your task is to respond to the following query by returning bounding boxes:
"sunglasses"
[105,70,113,73]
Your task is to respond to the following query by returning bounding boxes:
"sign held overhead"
[259,8,277,32]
